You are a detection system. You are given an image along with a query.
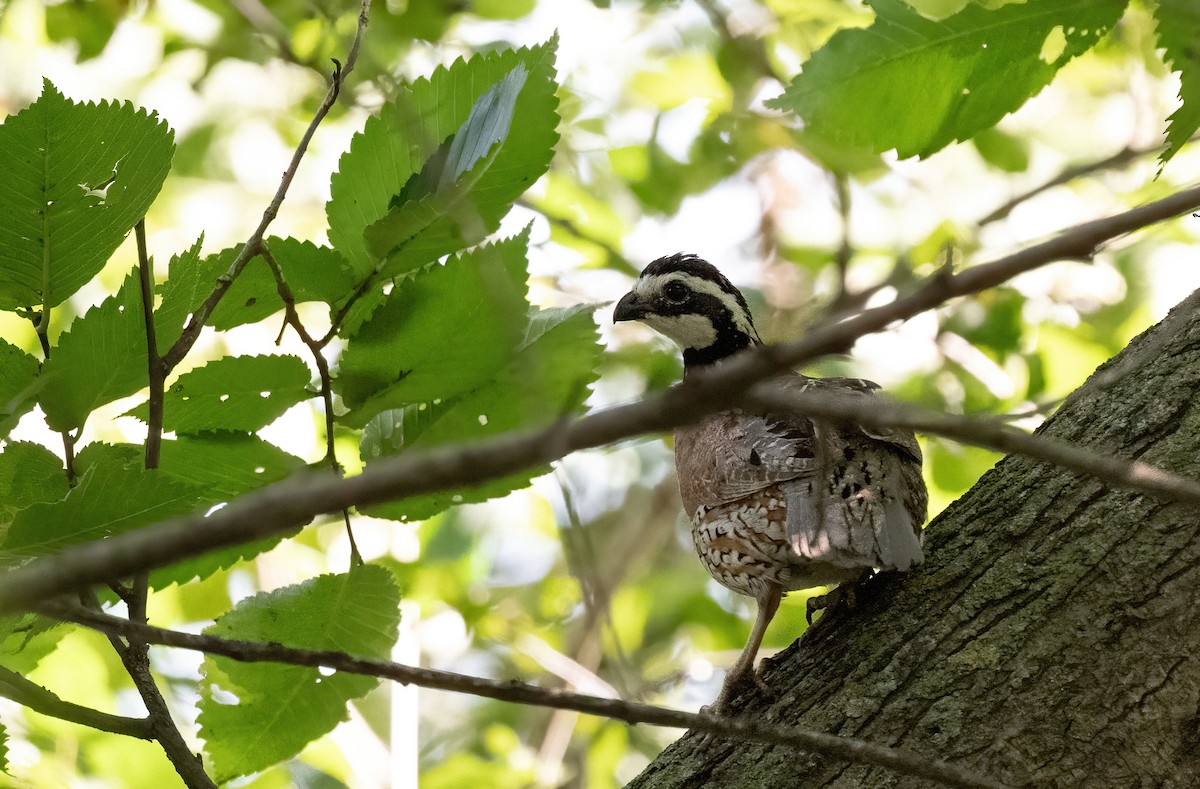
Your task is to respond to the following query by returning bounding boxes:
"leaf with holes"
[326,36,558,280]
[0,341,40,439]
[128,355,312,434]
[66,437,307,588]
[198,565,400,782]
[362,303,600,521]
[152,434,307,587]
[38,271,148,432]
[0,80,174,310]
[1,447,203,558]
[1154,0,1200,166]
[335,231,530,425]
[767,0,1126,159]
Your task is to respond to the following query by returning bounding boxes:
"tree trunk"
[629,292,1200,788]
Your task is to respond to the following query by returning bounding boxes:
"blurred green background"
[1,0,1198,786]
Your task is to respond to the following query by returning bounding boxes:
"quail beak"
[613,291,648,323]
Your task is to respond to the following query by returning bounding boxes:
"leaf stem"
[29,312,78,486]
[135,220,164,471]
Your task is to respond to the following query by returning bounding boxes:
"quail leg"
[712,582,782,713]
[805,569,873,624]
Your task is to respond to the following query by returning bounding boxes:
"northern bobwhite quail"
[613,253,927,710]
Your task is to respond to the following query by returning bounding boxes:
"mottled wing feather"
[674,373,926,579]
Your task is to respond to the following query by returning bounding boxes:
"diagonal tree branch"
[41,603,1008,789]
[160,0,373,372]
[743,383,1200,504]
[2,183,1199,612]
[976,140,1193,227]
[0,665,154,740]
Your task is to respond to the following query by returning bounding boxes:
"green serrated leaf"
[0,80,174,310]
[362,64,530,275]
[64,438,307,588]
[1154,0,1200,166]
[198,565,400,782]
[0,719,7,773]
[38,270,147,432]
[0,340,40,439]
[155,236,207,350]
[0,442,68,527]
[767,0,1126,158]
[267,237,357,306]
[128,355,312,434]
[151,434,308,588]
[326,36,559,279]
[335,231,530,425]
[362,303,600,521]
[2,445,203,557]
[159,433,307,500]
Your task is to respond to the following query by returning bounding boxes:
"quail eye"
[662,282,689,303]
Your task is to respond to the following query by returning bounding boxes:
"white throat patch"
[641,313,718,350]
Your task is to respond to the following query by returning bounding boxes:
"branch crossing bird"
[613,253,927,710]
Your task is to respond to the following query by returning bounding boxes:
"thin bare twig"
[978,141,1176,227]
[260,244,362,566]
[0,666,154,740]
[828,172,854,312]
[43,604,1008,789]
[3,183,1200,611]
[115,627,215,787]
[160,0,373,372]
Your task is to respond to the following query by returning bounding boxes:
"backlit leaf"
[362,303,600,521]
[1154,0,1200,166]
[768,0,1126,158]
[0,81,173,309]
[38,271,148,432]
[326,37,559,279]
[0,341,40,439]
[129,355,312,434]
[2,446,203,557]
[198,566,400,781]
[335,232,530,425]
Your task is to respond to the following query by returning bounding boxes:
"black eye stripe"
[654,291,732,318]
[663,282,690,302]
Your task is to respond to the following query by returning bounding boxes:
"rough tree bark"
[629,290,1200,788]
